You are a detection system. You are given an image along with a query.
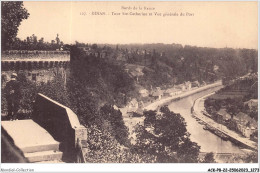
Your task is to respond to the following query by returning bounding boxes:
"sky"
[17,1,258,49]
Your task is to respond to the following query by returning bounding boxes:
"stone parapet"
[1,50,70,71]
[33,93,87,161]
[2,50,70,61]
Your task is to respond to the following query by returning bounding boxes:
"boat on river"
[215,130,227,141]
[202,124,228,140]
[198,120,206,125]
[202,111,212,118]
[203,125,209,130]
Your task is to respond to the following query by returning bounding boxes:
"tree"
[135,106,200,163]
[85,123,156,163]
[1,1,29,50]
[51,40,55,45]
[38,37,45,50]
[100,104,130,146]
[91,44,98,50]
[202,152,216,163]
[143,110,156,127]
[244,152,258,163]
[231,151,258,163]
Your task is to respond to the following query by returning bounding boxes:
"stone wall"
[1,67,68,88]
[1,50,70,85]
[2,50,70,61]
[33,93,87,160]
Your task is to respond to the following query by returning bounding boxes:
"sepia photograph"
[1,1,259,172]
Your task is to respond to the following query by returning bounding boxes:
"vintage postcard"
[1,1,258,172]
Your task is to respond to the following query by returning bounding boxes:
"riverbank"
[192,94,257,151]
[120,80,223,144]
[145,80,223,111]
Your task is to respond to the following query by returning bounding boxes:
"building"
[163,89,172,97]
[139,89,149,97]
[125,64,144,83]
[232,112,258,138]
[175,81,192,91]
[163,88,182,97]
[191,81,200,88]
[185,81,192,90]
[216,109,231,124]
[127,99,144,117]
[175,84,185,91]
[151,90,163,100]
[127,98,138,113]
[213,65,219,72]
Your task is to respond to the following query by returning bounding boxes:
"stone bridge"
[1,93,87,163]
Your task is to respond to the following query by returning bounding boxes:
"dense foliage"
[1,1,29,50]
[85,123,156,163]
[133,106,200,163]
[205,76,258,121]
[110,44,257,86]
[201,152,216,163]
[70,46,135,108]
[2,69,137,162]
[9,34,65,50]
[100,104,130,146]
[2,2,258,164]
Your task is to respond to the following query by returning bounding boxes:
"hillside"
[77,43,257,89]
[2,43,257,163]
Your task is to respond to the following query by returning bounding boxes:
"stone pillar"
[74,126,88,147]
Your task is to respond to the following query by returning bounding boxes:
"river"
[168,86,244,154]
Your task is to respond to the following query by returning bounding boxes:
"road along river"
[168,86,246,154]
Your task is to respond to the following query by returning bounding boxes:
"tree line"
[10,34,64,51]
